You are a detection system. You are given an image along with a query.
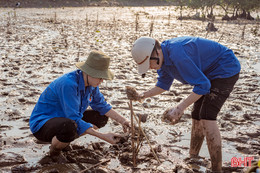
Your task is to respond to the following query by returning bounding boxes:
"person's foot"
[62,145,72,152]
[49,146,68,163]
[38,155,53,165]
[39,152,69,164]
[50,153,68,163]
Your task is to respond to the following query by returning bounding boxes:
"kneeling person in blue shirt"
[131,36,241,172]
[30,51,130,161]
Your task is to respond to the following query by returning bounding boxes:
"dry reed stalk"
[127,102,161,165]
[135,13,139,33]
[80,159,110,173]
[113,14,116,32]
[168,12,171,26]
[218,33,224,42]
[242,24,246,40]
[132,109,161,164]
[96,12,99,26]
[54,12,57,23]
[86,14,88,27]
[130,100,137,167]
[149,16,154,37]
[135,116,144,155]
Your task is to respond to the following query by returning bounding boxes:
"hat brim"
[76,62,114,80]
[137,57,150,75]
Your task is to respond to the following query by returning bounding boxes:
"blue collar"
[78,70,86,92]
[161,41,172,66]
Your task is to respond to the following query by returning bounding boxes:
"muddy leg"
[50,136,69,162]
[189,119,205,157]
[201,120,222,172]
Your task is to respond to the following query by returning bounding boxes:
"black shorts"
[191,73,239,120]
[33,110,109,143]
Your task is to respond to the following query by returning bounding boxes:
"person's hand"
[121,120,131,133]
[126,86,144,102]
[103,132,123,144]
[162,105,184,125]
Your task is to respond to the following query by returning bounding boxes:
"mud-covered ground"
[0,6,259,173]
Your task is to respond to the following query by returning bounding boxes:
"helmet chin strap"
[142,57,159,78]
[150,57,160,65]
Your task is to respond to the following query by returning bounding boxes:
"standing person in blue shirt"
[130,36,240,172]
[30,50,130,162]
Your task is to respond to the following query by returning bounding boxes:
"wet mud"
[0,5,260,173]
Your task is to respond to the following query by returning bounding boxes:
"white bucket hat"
[131,36,155,74]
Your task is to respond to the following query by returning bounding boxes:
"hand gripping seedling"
[125,86,160,167]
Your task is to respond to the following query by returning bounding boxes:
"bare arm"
[141,86,166,99]
[178,92,202,110]
[81,127,120,144]
[106,109,130,132]
[105,108,128,124]
[164,92,203,124]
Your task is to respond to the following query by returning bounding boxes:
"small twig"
[130,100,137,167]
[86,14,88,27]
[135,13,139,33]
[241,24,246,40]
[218,33,224,42]
[80,159,110,173]
[133,111,161,164]
[135,139,144,155]
[127,102,161,164]
[205,30,209,38]
[135,115,144,155]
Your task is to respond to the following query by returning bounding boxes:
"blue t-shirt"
[29,70,112,135]
[156,36,241,95]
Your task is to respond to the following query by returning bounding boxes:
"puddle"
[253,62,260,72]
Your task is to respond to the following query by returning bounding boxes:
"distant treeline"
[164,0,259,20]
[1,0,259,20]
[117,0,260,20]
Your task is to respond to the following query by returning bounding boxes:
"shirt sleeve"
[156,69,174,90]
[174,50,211,95]
[58,80,93,135]
[90,87,112,115]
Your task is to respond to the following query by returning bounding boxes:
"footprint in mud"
[184,156,210,172]
[220,121,234,131]
[4,109,23,120]
[222,166,244,173]
[0,123,11,129]
[243,113,260,121]
[223,136,249,143]
[235,146,255,154]
[229,104,243,111]
[35,143,110,172]
[0,152,27,168]
[115,74,127,79]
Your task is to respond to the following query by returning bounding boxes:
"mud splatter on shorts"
[191,73,239,120]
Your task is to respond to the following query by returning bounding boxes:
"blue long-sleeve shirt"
[156,36,241,95]
[29,70,112,135]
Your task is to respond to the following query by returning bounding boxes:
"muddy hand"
[162,108,172,123]
[125,86,143,102]
[122,120,131,133]
[162,107,184,125]
[104,133,123,144]
[112,134,126,144]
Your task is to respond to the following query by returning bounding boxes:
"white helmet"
[131,36,155,74]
